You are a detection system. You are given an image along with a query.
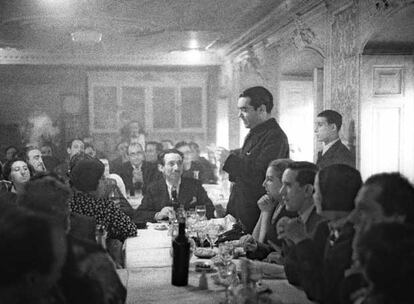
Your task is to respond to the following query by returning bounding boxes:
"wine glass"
[217,262,237,304]
[219,242,234,265]
[249,261,264,288]
[207,225,220,249]
[195,205,207,219]
[186,209,197,237]
[196,220,207,247]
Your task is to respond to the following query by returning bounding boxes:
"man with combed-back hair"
[216,86,290,233]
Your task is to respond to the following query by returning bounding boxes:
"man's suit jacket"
[119,161,162,195]
[136,177,215,223]
[284,207,325,286]
[316,140,355,169]
[223,118,290,233]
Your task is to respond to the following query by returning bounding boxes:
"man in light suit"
[315,110,355,169]
[137,149,215,224]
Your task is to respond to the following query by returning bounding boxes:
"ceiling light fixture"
[71,30,102,43]
[188,39,199,49]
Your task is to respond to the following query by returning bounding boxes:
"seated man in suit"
[315,110,355,169]
[242,161,323,263]
[137,149,215,223]
[119,143,161,196]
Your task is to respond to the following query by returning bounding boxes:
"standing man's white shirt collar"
[166,178,181,199]
[322,138,340,155]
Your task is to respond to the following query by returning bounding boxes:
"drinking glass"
[207,225,220,249]
[196,218,208,247]
[197,230,207,248]
[249,261,264,288]
[196,205,207,219]
[217,262,237,304]
[219,242,234,265]
[186,209,197,237]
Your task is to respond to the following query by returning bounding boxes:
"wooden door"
[360,55,414,181]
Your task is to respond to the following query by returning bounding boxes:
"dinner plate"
[153,223,168,230]
[194,248,216,259]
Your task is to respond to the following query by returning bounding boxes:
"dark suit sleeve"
[119,165,132,194]
[285,222,330,302]
[136,189,159,223]
[246,242,273,260]
[223,133,289,188]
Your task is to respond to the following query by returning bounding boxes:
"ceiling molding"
[0,48,223,66]
[224,0,326,57]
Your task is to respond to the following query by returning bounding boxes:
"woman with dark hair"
[1,158,32,198]
[68,158,137,242]
[283,164,362,304]
[18,173,127,304]
[356,222,414,304]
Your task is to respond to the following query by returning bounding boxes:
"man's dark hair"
[174,141,189,150]
[146,141,163,153]
[318,164,362,212]
[356,222,414,303]
[84,143,96,151]
[24,146,40,160]
[4,145,18,154]
[189,141,199,150]
[317,110,342,131]
[115,141,128,151]
[157,149,184,166]
[19,173,71,215]
[66,138,84,149]
[287,161,318,187]
[239,86,273,113]
[364,172,414,224]
[0,206,58,286]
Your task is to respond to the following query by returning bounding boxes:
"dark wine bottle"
[171,208,190,286]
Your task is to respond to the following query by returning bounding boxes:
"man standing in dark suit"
[137,149,215,223]
[315,110,355,169]
[216,86,290,233]
[119,143,161,196]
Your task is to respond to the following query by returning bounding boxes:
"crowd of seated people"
[1,129,414,304]
[238,164,414,304]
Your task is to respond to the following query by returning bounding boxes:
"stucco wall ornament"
[291,15,317,51]
[238,46,266,82]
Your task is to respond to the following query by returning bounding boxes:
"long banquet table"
[121,228,315,304]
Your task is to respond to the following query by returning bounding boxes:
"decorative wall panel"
[330,3,359,148]
[373,67,403,95]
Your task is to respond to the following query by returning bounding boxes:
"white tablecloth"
[122,229,315,304]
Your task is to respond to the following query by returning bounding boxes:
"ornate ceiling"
[0,0,283,62]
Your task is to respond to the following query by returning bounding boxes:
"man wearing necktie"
[119,143,161,196]
[137,149,215,223]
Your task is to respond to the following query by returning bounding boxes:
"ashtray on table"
[194,261,215,273]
